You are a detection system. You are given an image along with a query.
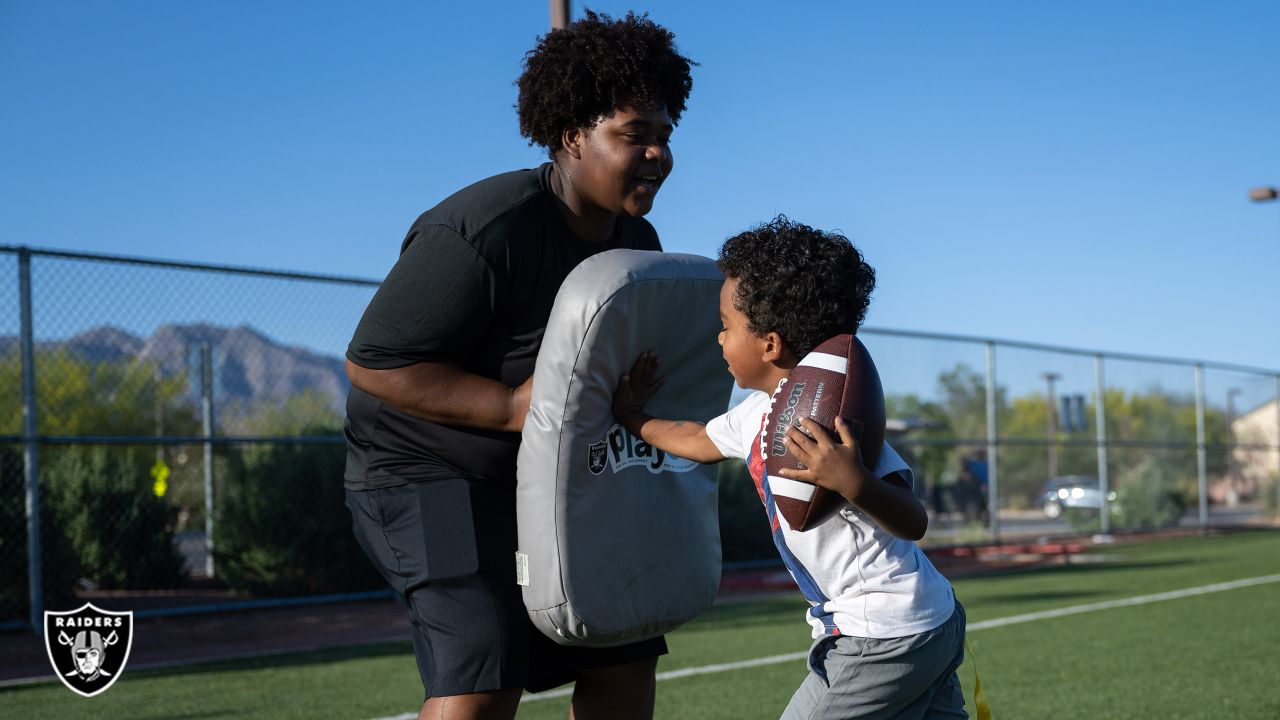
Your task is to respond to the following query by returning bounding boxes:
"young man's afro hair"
[517,10,695,156]
[717,216,877,359]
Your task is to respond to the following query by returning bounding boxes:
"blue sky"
[3,1,1279,380]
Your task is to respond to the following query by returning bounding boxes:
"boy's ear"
[761,332,787,363]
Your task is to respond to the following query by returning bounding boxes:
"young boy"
[613,216,969,719]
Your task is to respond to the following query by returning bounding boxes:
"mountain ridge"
[1,324,349,419]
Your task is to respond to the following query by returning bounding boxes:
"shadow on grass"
[679,597,808,635]
[147,707,240,712]
[976,589,1103,605]
[955,557,1202,608]
[959,557,1192,582]
[124,640,415,681]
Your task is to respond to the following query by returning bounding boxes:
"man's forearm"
[347,359,530,433]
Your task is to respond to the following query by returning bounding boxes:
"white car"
[1039,476,1118,519]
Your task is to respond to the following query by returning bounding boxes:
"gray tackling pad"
[517,249,731,647]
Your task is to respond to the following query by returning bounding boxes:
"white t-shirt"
[706,391,955,639]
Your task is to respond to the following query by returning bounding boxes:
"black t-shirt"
[344,163,662,490]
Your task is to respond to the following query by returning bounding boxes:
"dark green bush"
[1113,458,1186,530]
[43,446,184,590]
[214,434,382,596]
[0,446,80,622]
[717,459,776,563]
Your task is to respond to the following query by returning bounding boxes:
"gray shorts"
[780,599,968,720]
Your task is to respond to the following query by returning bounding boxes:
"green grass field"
[4,531,1279,719]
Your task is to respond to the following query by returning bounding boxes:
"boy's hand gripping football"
[779,417,929,540]
[777,417,874,505]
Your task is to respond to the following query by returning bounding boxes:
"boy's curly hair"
[517,10,695,156]
[717,216,876,358]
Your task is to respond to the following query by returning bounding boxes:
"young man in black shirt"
[343,12,695,720]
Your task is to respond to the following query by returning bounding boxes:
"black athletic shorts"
[345,479,668,697]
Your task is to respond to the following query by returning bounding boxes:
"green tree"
[0,349,198,437]
[43,446,185,589]
[0,350,195,603]
[221,388,342,436]
[214,397,380,596]
[887,364,1004,511]
[215,436,383,596]
[1102,388,1224,497]
[936,364,994,443]
[0,445,79,622]
[889,362,1225,511]
[883,393,952,496]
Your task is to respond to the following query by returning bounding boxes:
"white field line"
[366,572,1280,719]
[965,573,1280,631]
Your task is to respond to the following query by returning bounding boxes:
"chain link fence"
[4,246,1279,630]
[859,330,1280,547]
[1,247,384,632]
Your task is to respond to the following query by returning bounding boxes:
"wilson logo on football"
[588,424,696,475]
[767,379,808,459]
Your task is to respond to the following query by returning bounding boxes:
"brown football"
[761,334,885,531]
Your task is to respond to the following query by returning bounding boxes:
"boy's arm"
[613,351,726,464]
[778,418,929,541]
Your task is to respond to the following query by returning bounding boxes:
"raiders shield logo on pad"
[44,603,133,697]
[587,440,608,475]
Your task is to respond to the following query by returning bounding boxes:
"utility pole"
[1226,387,1242,507]
[550,0,570,29]
[1250,185,1278,243]
[155,365,164,464]
[1042,372,1061,479]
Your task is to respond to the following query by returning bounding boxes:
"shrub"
[1113,458,1186,530]
[43,446,184,590]
[1263,473,1278,517]
[0,446,80,622]
[214,433,382,596]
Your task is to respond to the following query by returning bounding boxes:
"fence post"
[1194,364,1208,530]
[1095,354,1111,537]
[201,342,216,578]
[1274,375,1279,518]
[18,248,44,633]
[985,341,1000,542]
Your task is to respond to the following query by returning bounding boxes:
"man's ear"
[560,125,584,160]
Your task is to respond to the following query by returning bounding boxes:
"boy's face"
[718,277,772,391]
[573,105,674,218]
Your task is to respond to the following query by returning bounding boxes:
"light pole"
[1251,186,1278,240]
[1042,372,1061,479]
[1226,387,1242,507]
[1248,186,1278,203]
[550,0,570,29]
[1248,188,1278,515]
